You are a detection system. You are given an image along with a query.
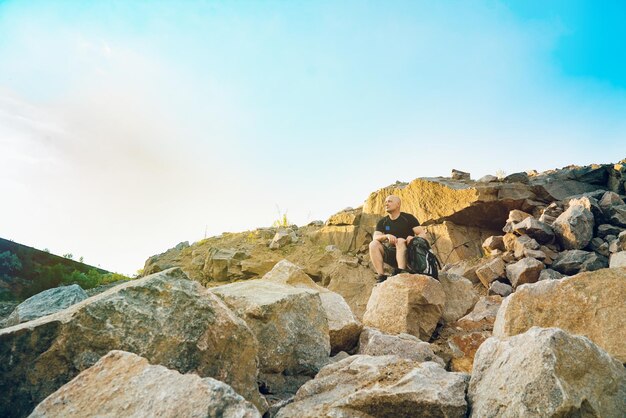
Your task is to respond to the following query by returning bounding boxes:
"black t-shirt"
[376,212,420,239]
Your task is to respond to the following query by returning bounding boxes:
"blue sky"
[1,0,625,274]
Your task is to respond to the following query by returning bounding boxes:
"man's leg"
[396,238,407,270]
[369,240,385,275]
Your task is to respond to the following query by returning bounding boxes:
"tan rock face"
[211,280,330,391]
[448,332,491,373]
[276,355,470,418]
[469,327,626,418]
[308,225,359,252]
[428,222,500,265]
[363,274,445,340]
[0,268,267,417]
[326,207,361,226]
[29,350,261,418]
[362,178,535,230]
[494,267,626,362]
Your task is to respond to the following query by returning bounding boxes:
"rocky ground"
[1,160,625,417]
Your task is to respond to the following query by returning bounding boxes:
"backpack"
[407,237,441,279]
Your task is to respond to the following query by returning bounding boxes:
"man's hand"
[406,236,414,245]
[386,234,398,245]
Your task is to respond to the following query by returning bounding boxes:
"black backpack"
[407,237,441,279]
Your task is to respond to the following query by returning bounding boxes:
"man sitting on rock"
[369,195,426,283]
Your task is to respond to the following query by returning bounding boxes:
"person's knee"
[369,240,382,251]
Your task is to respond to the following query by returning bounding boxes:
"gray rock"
[276,355,470,418]
[4,284,88,327]
[357,327,444,366]
[451,169,470,180]
[538,202,564,226]
[538,269,565,281]
[552,250,609,275]
[477,175,498,183]
[598,190,624,214]
[488,281,512,297]
[503,172,529,184]
[469,327,626,418]
[553,198,595,250]
[203,248,248,280]
[523,248,547,261]
[597,223,624,238]
[269,228,297,249]
[608,204,626,227]
[588,237,610,257]
[512,217,555,244]
[515,236,541,258]
[506,257,544,288]
[28,350,261,418]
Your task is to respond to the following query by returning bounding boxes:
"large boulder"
[3,284,88,327]
[357,327,444,366]
[276,355,470,418]
[0,268,266,417]
[553,198,595,249]
[323,261,376,320]
[494,268,626,362]
[262,260,361,354]
[363,274,445,340]
[438,272,479,323]
[211,280,330,393]
[469,327,626,417]
[29,350,261,418]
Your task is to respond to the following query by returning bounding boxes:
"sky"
[1,0,625,275]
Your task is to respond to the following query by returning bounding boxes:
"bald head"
[384,195,401,214]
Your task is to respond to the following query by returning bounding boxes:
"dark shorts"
[383,245,398,268]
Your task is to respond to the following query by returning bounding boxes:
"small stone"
[609,251,626,268]
[475,257,506,288]
[512,217,555,244]
[538,269,565,281]
[477,175,497,183]
[451,169,471,180]
[503,172,529,184]
[488,281,512,297]
[482,235,505,253]
[506,257,544,288]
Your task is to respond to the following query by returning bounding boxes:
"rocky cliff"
[1,159,625,417]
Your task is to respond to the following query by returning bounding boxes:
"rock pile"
[474,190,626,296]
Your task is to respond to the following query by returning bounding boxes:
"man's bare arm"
[413,226,427,237]
[373,231,386,242]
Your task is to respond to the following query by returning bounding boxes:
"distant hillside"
[0,238,123,300]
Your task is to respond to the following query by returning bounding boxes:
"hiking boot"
[376,274,388,283]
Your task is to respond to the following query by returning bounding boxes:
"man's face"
[384,196,400,213]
